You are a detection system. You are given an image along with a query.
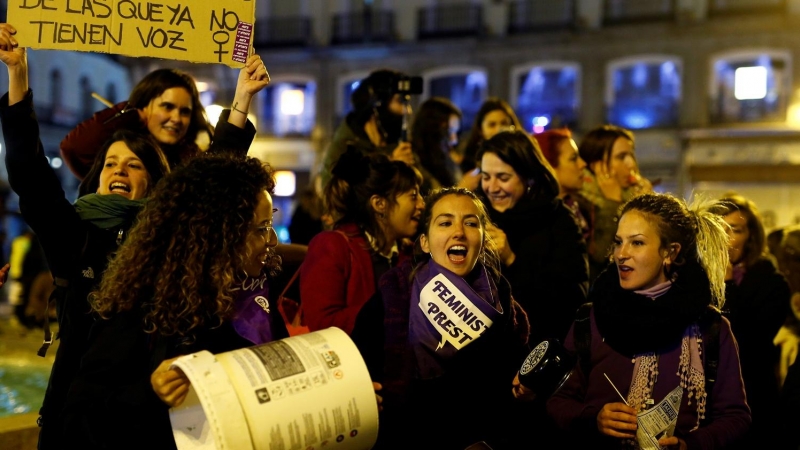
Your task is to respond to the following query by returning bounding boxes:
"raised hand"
[486,223,515,267]
[0,23,24,68]
[592,161,623,202]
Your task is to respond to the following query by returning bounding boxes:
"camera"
[374,74,423,98]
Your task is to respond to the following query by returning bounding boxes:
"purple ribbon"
[231,274,274,345]
[408,259,503,378]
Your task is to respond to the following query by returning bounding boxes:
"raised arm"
[227,53,270,129]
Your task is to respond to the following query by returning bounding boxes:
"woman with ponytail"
[300,147,424,335]
[545,193,751,449]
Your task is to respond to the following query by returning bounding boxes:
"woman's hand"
[658,435,687,450]
[486,223,515,267]
[591,162,622,202]
[511,372,537,401]
[596,402,638,439]
[0,23,22,65]
[231,54,270,110]
[151,357,191,408]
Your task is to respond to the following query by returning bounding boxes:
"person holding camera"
[319,69,417,188]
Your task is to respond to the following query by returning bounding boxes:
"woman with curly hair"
[60,153,282,449]
[0,32,172,449]
[301,146,424,336]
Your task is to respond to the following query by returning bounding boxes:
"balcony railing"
[331,9,395,45]
[709,0,786,16]
[418,3,483,40]
[603,0,675,25]
[254,16,313,48]
[508,0,575,34]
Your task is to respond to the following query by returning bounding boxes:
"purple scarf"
[231,274,274,345]
[409,259,504,378]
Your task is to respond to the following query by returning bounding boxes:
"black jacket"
[0,90,256,449]
[485,196,590,345]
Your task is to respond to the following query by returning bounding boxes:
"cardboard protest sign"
[7,0,255,67]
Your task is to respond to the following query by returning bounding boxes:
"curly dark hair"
[90,152,276,338]
[79,129,170,197]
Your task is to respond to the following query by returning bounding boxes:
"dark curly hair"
[90,152,276,338]
[79,129,170,197]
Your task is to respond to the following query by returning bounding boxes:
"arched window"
[606,55,682,129]
[259,76,317,137]
[709,49,791,124]
[510,61,580,133]
[335,71,371,123]
[422,66,487,129]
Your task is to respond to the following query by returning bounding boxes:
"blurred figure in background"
[409,96,462,195]
[711,193,791,450]
[319,69,416,188]
[288,174,328,245]
[534,128,589,241]
[576,125,653,282]
[458,98,524,191]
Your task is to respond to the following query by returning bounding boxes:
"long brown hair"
[90,153,276,338]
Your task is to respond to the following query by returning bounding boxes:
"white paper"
[636,385,683,450]
[169,327,379,450]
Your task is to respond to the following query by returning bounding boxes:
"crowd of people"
[2,21,800,450]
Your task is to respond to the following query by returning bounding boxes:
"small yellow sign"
[7,0,255,67]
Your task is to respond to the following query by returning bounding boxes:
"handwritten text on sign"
[7,0,255,67]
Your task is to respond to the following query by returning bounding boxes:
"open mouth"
[109,182,131,194]
[447,245,468,263]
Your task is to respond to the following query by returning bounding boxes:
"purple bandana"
[409,259,504,378]
[231,274,274,345]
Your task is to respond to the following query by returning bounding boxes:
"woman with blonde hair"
[545,193,750,449]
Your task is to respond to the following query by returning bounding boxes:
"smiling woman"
[349,187,531,449]
[60,50,270,179]
[0,21,271,450]
[476,130,589,347]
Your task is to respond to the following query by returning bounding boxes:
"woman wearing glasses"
[62,153,282,448]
